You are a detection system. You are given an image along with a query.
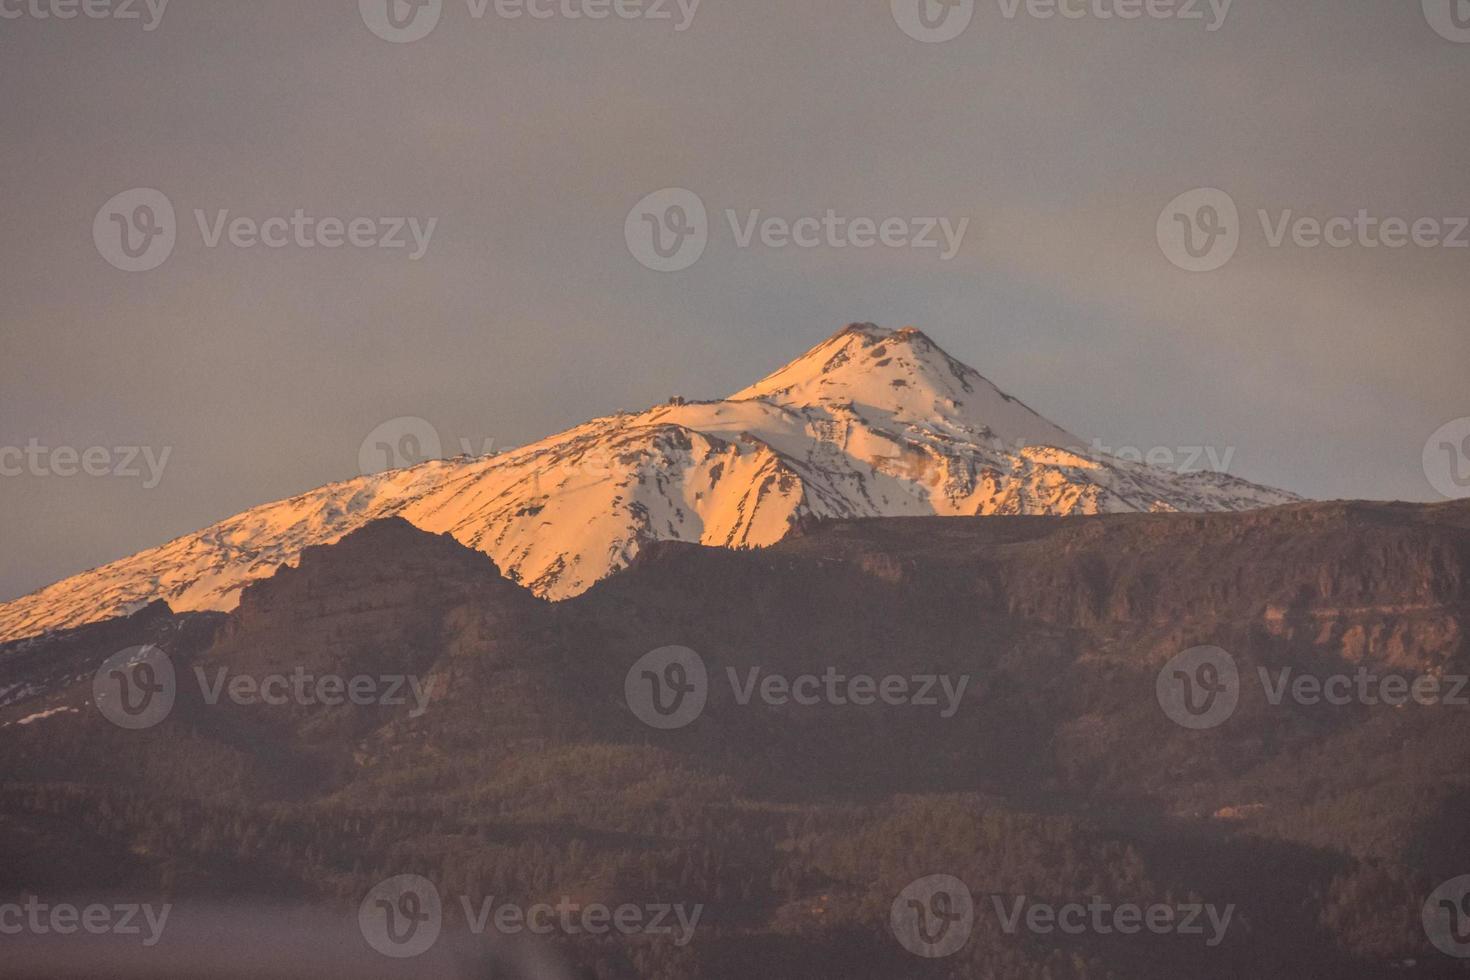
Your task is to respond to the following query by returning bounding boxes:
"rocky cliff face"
[2,502,1467,978]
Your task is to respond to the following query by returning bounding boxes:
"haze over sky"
[2,0,1467,603]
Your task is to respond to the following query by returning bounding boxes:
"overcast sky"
[2,0,1467,603]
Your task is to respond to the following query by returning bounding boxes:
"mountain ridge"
[0,323,1298,643]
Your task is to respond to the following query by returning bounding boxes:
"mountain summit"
[0,324,1296,641]
[730,323,1078,448]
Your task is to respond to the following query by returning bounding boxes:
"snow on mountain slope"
[730,323,1079,449]
[0,324,1298,642]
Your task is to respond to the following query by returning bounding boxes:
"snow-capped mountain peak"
[0,323,1299,643]
[731,323,1079,448]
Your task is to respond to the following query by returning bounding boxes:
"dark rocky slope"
[2,501,1468,978]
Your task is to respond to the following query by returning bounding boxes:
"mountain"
[0,323,1296,643]
[2,502,1468,978]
